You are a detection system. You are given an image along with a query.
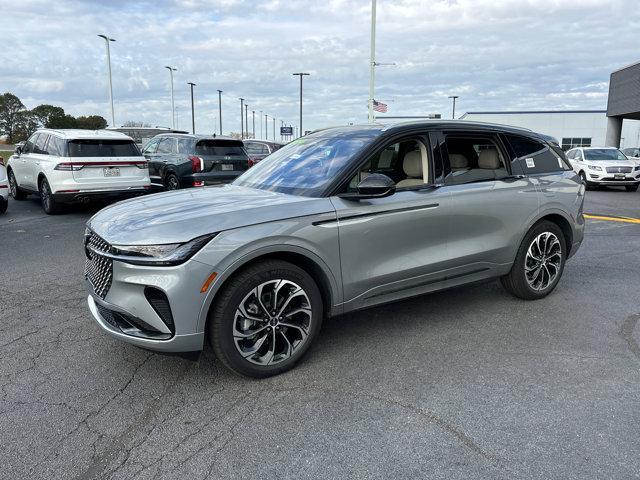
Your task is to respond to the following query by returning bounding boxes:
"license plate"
[614,173,625,179]
[221,164,233,171]
[104,167,120,177]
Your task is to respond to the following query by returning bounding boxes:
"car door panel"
[438,130,540,274]
[331,189,452,309]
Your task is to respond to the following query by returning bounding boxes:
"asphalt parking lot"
[1,189,639,480]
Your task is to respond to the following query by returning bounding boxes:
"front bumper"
[85,256,215,352]
[88,294,204,352]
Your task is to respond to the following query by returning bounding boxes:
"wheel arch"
[198,246,340,334]
[525,210,575,257]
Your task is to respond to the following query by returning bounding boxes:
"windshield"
[583,149,627,161]
[232,130,378,196]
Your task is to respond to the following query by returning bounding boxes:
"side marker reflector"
[200,272,218,293]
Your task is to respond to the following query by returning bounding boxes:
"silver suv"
[85,122,585,377]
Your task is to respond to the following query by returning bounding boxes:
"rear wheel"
[164,173,180,190]
[625,184,639,192]
[39,177,62,215]
[209,260,323,378]
[8,170,27,200]
[501,221,566,300]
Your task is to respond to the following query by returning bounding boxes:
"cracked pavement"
[1,190,639,479]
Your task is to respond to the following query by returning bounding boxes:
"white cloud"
[0,0,638,132]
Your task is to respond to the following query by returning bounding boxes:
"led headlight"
[109,234,217,266]
[588,164,602,171]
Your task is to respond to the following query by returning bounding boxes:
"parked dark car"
[243,140,284,166]
[142,134,249,190]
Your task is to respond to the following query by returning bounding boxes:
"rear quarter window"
[195,140,247,157]
[67,139,141,157]
[505,134,570,174]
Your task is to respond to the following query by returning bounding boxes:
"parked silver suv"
[85,121,585,377]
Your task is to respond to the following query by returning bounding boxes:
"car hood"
[88,185,335,245]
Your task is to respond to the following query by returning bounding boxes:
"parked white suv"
[0,156,8,214]
[7,129,150,214]
[566,146,640,192]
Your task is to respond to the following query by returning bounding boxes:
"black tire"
[39,177,62,215]
[164,173,180,190]
[0,198,6,214]
[209,260,323,378]
[500,220,567,300]
[8,170,27,200]
[625,184,639,192]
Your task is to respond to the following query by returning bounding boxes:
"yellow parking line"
[584,214,640,224]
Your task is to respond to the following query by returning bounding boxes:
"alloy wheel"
[40,180,51,210]
[166,176,180,190]
[524,232,562,291]
[232,279,312,365]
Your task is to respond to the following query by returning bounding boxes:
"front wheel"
[39,177,62,215]
[625,184,639,192]
[501,221,566,300]
[8,170,27,200]
[0,198,6,214]
[209,260,323,378]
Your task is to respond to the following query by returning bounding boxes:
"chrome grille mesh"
[84,232,113,299]
[606,166,632,174]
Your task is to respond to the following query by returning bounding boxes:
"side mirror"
[339,173,396,200]
[15,146,22,156]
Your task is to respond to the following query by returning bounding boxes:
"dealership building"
[460,110,640,151]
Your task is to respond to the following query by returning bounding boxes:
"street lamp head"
[448,95,459,99]
[165,66,177,71]
[188,82,197,86]
[292,72,310,76]
[97,34,115,42]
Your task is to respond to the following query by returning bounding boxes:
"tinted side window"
[505,134,568,174]
[157,137,177,154]
[23,133,39,154]
[47,136,65,156]
[34,134,50,154]
[178,138,194,154]
[142,137,161,154]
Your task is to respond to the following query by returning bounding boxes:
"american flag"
[373,99,388,113]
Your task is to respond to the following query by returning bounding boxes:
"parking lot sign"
[280,126,293,136]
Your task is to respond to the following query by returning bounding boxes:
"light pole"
[217,89,223,135]
[368,0,377,123]
[265,114,268,141]
[252,110,256,139]
[97,34,116,127]
[292,72,310,137]
[448,95,459,119]
[245,104,249,139]
[239,98,244,139]
[280,119,284,141]
[273,117,276,141]
[165,66,177,129]
[260,110,263,139]
[187,82,196,134]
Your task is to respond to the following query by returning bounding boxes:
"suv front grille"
[606,166,632,174]
[84,231,113,299]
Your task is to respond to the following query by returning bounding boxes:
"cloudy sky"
[1,0,639,135]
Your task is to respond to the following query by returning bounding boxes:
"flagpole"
[368,0,376,124]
